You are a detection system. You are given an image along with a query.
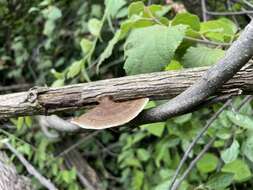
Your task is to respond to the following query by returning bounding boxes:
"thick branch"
[0,62,253,119]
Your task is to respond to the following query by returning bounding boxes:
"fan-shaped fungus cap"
[71,96,149,129]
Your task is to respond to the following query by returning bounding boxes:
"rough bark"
[0,151,32,190]
[0,62,253,119]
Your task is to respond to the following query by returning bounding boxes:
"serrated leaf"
[222,159,251,182]
[140,122,165,137]
[221,140,240,164]
[124,25,186,75]
[196,153,218,173]
[183,46,224,68]
[88,18,102,37]
[226,111,253,130]
[206,173,234,189]
[172,12,200,31]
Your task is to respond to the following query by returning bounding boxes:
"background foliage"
[1,0,253,189]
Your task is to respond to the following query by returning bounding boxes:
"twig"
[205,10,253,15]
[0,84,32,93]
[168,99,232,190]
[4,142,58,190]
[201,0,207,21]
[57,131,100,157]
[170,138,216,190]
[185,36,231,46]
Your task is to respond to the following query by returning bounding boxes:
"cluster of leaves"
[1,0,253,189]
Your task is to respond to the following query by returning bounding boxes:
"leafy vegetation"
[1,0,253,189]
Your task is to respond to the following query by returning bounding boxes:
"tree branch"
[0,61,253,119]
[133,20,253,125]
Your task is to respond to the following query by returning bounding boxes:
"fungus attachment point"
[71,97,149,129]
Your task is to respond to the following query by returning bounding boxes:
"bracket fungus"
[70,96,149,129]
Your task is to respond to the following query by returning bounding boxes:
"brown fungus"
[70,96,149,129]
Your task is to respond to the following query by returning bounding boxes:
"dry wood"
[0,62,253,119]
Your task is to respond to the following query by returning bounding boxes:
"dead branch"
[0,62,253,119]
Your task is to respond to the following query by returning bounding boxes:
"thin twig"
[4,142,58,190]
[57,131,100,157]
[169,99,232,190]
[201,0,207,21]
[185,36,231,46]
[171,138,216,190]
[206,10,253,15]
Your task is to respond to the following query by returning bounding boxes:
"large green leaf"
[140,122,165,137]
[200,18,237,42]
[172,12,200,31]
[222,159,251,182]
[221,140,240,164]
[206,173,234,189]
[182,46,224,68]
[226,111,253,130]
[196,153,218,173]
[124,25,186,75]
[105,0,126,18]
[242,136,253,162]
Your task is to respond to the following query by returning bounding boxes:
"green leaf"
[140,122,165,137]
[173,113,192,124]
[172,12,200,31]
[182,46,224,68]
[242,136,253,162]
[226,111,253,130]
[165,60,183,71]
[206,173,234,189]
[51,79,65,87]
[17,117,24,130]
[221,140,240,164]
[128,1,145,17]
[124,25,186,75]
[105,0,126,18]
[222,159,251,182]
[196,153,218,173]
[132,169,144,190]
[88,18,102,37]
[43,20,55,36]
[25,116,32,128]
[80,38,93,55]
[200,18,237,42]
[97,30,122,71]
[137,148,150,162]
[67,60,83,79]
[42,6,62,20]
